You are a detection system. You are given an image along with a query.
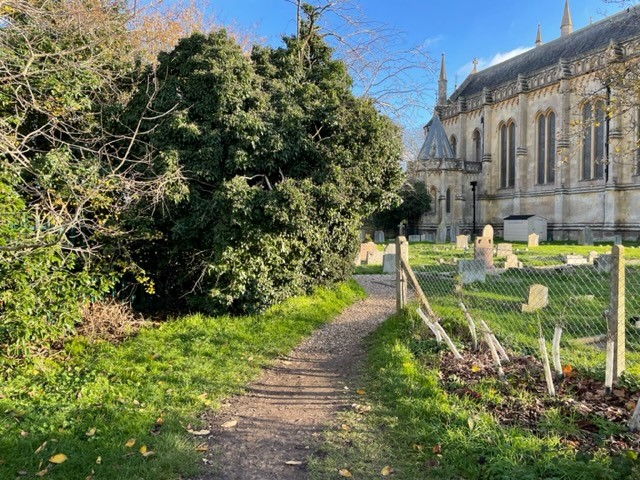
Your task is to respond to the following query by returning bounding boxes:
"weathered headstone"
[436,221,448,244]
[594,254,612,273]
[613,234,622,246]
[578,226,594,246]
[408,234,421,243]
[458,259,486,284]
[521,284,549,313]
[420,234,428,242]
[496,243,513,258]
[374,230,385,244]
[383,244,396,255]
[587,250,599,263]
[564,254,588,266]
[455,235,469,250]
[359,241,377,262]
[359,229,366,242]
[504,253,520,269]
[382,254,396,274]
[425,232,435,242]
[482,224,494,241]
[365,250,384,265]
[528,233,539,247]
[474,236,494,269]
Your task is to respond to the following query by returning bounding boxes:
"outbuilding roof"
[450,6,640,101]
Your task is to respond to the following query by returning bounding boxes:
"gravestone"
[420,234,428,242]
[365,250,384,265]
[436,221,448,244]
[458,259,486,284]
[564,254,588,266]
[354,253,361,266]
[374,230,385,243]
[587,251,599,263]
[496,243,513,258]
[408,234,421,243]
[521,284,549,313]
[594,254,612,273]
[359,229,366,242]
[528,233,539,247]
[425,233,435,242]
[504,253,520,269]
[359,241,377,262]
[383,244,396,255]
[613,234,622,246]
[578,226,594,246]
[455,235,469,250]
[474,236,494,269]
[382,254,396,274]
[482,224,494,241]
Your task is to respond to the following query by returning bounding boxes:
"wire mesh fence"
[408,243,640,384]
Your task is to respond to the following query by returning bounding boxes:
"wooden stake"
[459,302,478,350]
[401,257,437,319]
[605,333,614,395]
[432,322,463,360]
[479,320,509,362]
[538,328,556,397]
[628,396,640,432]
[479,320,504,379]
[416,308,442,343]
[552,326,563,379]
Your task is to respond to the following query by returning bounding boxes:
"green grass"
[0,281,365,480]
[309,310,640,479]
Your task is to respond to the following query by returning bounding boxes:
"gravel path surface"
[194,275,396,480]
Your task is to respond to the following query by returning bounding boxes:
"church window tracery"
[500,121,516,188]
[582,101,605,180]
[537,111,556,184]
[472,129,482,162]
[450,135,457,157]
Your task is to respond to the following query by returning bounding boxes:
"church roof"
[450,5,640,101]
[417,114,456,161]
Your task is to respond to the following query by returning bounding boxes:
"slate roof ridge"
[448,4,640,103]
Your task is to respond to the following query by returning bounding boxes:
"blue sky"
[207,0,624,125]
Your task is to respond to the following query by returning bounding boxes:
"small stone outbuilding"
[503,215,548,242]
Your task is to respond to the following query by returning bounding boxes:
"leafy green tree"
[132,13,403,313]
[372,181,431,232]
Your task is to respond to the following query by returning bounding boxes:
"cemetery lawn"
[0,281,365,480]
[309,310,640,479]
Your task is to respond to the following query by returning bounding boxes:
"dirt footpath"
[194,275,395,480]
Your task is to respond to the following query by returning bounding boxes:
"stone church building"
[410,1,640,242]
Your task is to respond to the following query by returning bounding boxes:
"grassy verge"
[309,309,640,479]
[0,281,365,480]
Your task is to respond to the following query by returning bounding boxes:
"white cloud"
[455,46,533,80]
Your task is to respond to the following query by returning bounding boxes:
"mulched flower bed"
[436,350,640,455]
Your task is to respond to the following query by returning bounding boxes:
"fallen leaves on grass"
[48,453,67,464]
[35,468,48,477]
[381,465,394,475]
[356,389,366,395]
[85,427,96,437]
[139,445,155,457]
[221,420,237,429]
[285,460,303,465]
[338,468,353,477]
[125,438,136,448]
[195,443,208,452]
[34,441,47,454]
[188,428,211,435]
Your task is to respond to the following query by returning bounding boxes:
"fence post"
[609,244,626,381]
[396,236,408,313]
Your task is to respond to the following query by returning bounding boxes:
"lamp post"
[470,181,478,239]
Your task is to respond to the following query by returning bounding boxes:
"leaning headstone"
[564,254,588,266]
[408,234,421,243]
[474,236,494,269]
[504,253,520,269]
[587,251,599,263]
[496,243,513,258]
[383,244,396,255]
[528,233,539,247]
[382,254,396,274]
[436,221,448,244]
[578,226,594,246]
[594,254,612,273]
[521,284,549,313]
[613,234,622,246]
[359,241,377,262]
[374,230,385,244]
[482,224,494,242]
[458,259,486,284]
[365,250,384,265]
[455,235,469,250]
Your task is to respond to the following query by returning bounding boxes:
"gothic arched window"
[500,121,516,188]
[582,101,606,180]
[472,129,482,162]
[445,188,452,214]
[450,135,457,157]
[537,111,556,184]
